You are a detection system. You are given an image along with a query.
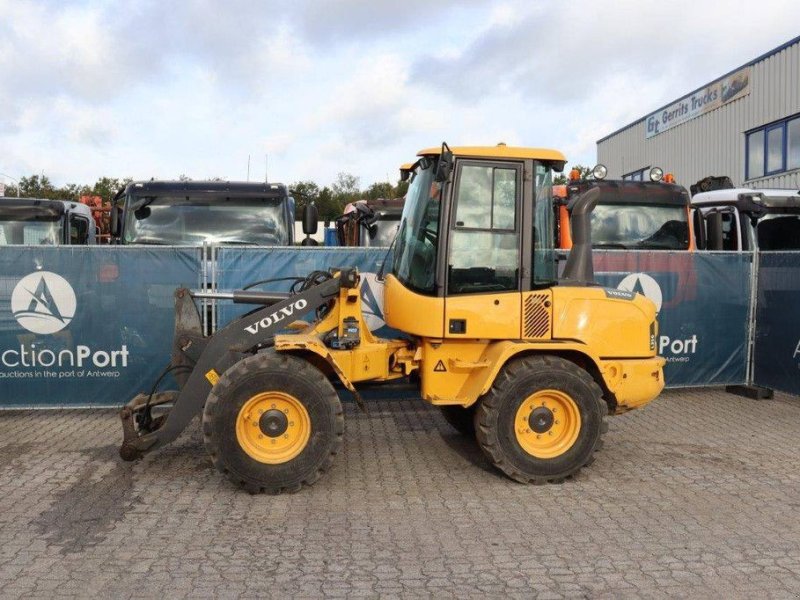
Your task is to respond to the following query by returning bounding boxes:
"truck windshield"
[0,218,61,245]
[123,196,289,245]
[368,217,400,247]
[756,215,800,250]
[392,162,439,294]
[591,203,689,250]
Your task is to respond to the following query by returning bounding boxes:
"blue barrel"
[323,227,338,246]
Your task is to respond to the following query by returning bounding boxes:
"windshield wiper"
[634,240,685,249]
[129,237,169,245]
[594,242,630,249]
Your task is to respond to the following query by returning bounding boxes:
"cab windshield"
[591,203,689,250]
[392,162,439,293]
[0,214,62,245]
[124,195,290,245]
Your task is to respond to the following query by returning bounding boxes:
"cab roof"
[692,188,800,205]
[124,180,288,196]
[417,144,566,163]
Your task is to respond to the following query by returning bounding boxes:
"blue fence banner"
[0,245,796,407]
[216,247,391,332]
[753,252,800,395]
[593,251,752,387]
[0,247,200,407]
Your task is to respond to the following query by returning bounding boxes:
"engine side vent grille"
[524,294,550,338]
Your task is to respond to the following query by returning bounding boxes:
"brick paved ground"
[1,388,800,599]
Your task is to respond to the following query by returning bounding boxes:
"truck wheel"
[203,351,343,493]
[439,405,476,435]
[474,355,607,484]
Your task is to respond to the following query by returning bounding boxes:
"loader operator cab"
[555,167,692,251]
[110,180,295,246]
[392,144,559,300]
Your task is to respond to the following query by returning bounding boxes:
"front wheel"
[202,351,343,493]
[474,355,607,483]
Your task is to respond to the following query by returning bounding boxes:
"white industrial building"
[597,36,800,190]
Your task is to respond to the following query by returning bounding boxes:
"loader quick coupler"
[119,269,353,462]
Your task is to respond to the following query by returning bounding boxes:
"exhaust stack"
[561,187,600,285]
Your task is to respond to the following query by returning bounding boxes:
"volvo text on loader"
[119,143,665,492]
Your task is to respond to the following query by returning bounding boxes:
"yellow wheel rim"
[514,389,581,459]
[235,391,311,464]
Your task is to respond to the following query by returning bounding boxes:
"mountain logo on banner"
[617,273,663,312]
[11,271,77,335]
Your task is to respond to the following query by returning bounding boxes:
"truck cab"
[111,181,295,246]
[0,198,96,245]
[335,197,404,247]
[692,187,800,251]
[556,167,693,251]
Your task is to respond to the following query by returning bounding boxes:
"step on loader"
[119,143,665,493]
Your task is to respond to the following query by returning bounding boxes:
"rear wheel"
[203,351,343,493]
[439,405,476,436]
[474,355,607,483]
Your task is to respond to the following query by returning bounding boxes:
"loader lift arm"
[119,269,357,460]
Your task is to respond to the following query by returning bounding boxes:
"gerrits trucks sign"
[645,66,751,139]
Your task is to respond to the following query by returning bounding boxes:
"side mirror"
[706,211,724,250]
[691,209,706,250]
[110,205,121,237]
[435,142,453,182]
[302,202,319,235]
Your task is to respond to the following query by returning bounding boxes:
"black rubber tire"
[202,351,344,494]
[439,405,476,436]
[474,355,607,484]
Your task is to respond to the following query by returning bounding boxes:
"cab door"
[444,160,522,339]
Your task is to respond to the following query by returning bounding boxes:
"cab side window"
[720,212,738,251]
[69,215,90,245]
[448,162,520,294]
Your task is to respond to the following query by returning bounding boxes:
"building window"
[789,118,800,170]
[623,167,649,181]
[746,113,800,180]
[747,130,764,178]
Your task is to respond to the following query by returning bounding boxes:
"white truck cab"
[691,187,800,251]
[0,198,96,245]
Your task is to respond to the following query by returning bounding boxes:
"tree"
[289,180,321,219]
[364,181,393,201]
[331,172,361,204]
[1,183,19,197]
[316,186,342,221]
[18,175,57,199]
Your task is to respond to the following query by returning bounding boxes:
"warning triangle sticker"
[434,360,447,372]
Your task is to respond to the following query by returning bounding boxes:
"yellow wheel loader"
[119,143,665,492]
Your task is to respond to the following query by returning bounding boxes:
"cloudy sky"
[1,0,799,190]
